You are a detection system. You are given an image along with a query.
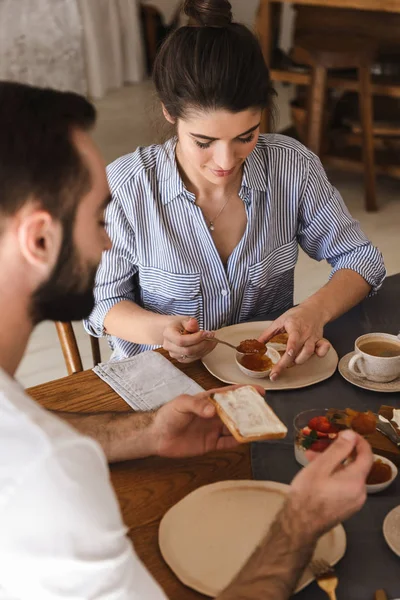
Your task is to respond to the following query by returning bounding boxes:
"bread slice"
[268,332,289,354]
[210,386,287,443]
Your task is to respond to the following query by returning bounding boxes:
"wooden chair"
[55,322,101,375]
[292,34,378,212]
[141,2,183,72]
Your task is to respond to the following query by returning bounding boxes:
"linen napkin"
[93,351,204,411]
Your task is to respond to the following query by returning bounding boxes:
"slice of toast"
[210,386,287,443]
[268,332,289,354]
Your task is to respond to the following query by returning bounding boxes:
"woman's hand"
[259,304,331,380]
[163,317,216,362]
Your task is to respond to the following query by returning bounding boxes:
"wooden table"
[27,351,251,600]
[256,0,400,133]
[257,0,400,66]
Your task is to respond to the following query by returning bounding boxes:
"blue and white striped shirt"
[84,134,386,358]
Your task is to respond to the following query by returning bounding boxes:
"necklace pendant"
[209,223,215,231]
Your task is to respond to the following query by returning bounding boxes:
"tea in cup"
[348,333,400,383]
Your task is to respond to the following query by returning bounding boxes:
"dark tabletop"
[251,273,400,599]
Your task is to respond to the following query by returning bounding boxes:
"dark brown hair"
[0,81,96,226]
[153,0,275,120]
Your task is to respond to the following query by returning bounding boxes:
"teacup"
[348,333,400,383]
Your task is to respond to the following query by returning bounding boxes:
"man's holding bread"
[0,82,373,599]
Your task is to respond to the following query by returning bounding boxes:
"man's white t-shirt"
[0,368,167,599]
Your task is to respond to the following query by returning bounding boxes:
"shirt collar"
[241,141,269,193]
[159,136,268,205]
[157,138,188,205]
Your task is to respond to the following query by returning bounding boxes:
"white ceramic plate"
[159,480,346,597]
[383,505,400,557]
[202,322,338,390]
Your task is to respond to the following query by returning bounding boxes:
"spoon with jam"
[204,336,267,356]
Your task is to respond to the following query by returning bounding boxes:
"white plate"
[339,352,400,393]
[367,455,398,494]
[383,505,400,557]
[202,322,338,390]
[159,480,346,597]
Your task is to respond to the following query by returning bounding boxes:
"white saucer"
[383,505,400,557]
[339,352,400,393]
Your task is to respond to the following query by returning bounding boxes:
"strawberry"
[302,426,312,436]
[322,423,340,434]
[316,431,328,438]
[310,439,331,453]
[308,416,323,430]
[309,416,340,434]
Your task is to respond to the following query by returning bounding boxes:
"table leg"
[256,0,273,133]
[358,65,377,212]
[307,64,327,156]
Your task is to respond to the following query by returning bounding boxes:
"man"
[0,82,373,599]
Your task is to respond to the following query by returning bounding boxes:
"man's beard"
[30,225,98,324]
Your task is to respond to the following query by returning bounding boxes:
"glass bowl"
[293,408,345,467]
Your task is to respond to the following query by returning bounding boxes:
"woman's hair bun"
[183,0,233,28]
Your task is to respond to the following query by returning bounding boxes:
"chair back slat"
[55,322,101,375]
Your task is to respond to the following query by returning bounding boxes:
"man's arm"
[218,498,316,600]
[55,387,240,463]
[217,431,372,600]
[57,409,156,462]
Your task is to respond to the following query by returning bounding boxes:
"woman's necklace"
[199,182,240,232]
[207,196,232,231]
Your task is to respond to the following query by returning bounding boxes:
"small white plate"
[383,505,400,557]
[202,321,338,390]
[159,480,346,597]
[367,455,398,494]
[339,352,400,393]
[235,346,280,379]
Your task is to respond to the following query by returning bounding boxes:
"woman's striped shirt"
[84,134,386,358]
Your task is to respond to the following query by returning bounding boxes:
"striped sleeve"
[83,193,138,337]
[297,153,386,293]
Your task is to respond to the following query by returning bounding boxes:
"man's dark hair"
[0,81,96,225]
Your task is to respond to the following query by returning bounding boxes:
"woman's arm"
[104,300,175,346]
[299,268,371,325]
[260,152,385,379]
[296,153,385,292]
[84,195,215,359]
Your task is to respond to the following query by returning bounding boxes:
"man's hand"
[289,430,373,539]
[259,304,331,381]
[152,385,264,458]
[217,430,372,600]
[162,317,217,363]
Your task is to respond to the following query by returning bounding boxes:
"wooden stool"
[293,34,378,212]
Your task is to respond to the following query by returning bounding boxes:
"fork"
[309,559,338,599]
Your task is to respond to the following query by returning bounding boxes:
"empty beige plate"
[159,480,346,596]
[383,505,400,557]
[202,322,338,390]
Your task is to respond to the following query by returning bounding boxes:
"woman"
[85,0,385,381]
